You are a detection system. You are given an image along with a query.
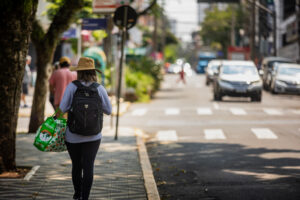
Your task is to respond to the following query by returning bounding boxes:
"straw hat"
[70,57,102,73]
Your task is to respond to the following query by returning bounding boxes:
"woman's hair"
[77,70,97,82]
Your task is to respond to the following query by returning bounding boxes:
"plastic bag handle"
[53,108,63,119]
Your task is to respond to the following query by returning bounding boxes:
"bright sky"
[159,0,199,42]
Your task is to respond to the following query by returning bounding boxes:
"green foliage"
[46,0,97,22]
[125,69,154,102]
[200,5,246,53]
[126,56,163,102]
[92,30,107,41]
[164,44,179,63]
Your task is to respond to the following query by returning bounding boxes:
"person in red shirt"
[49,56,77,109]
[177,66,186,84]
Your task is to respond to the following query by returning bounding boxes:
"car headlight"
[275,80,287,86]
[218,80,234,89]
[250,80,262,86]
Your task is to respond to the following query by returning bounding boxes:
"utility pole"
[297,0,300,62]
[161,0,166,63]
[248,0,277,58]
[250,0,256,60]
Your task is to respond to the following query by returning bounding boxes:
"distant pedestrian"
[49,61,60,109]
[56,57,112,200]
[21,55,32,108]
[49,56,77,109]
[177,66,186,84]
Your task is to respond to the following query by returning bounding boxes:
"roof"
[262,57,294,62]
[277,63,300,68]
[221,60,255,66]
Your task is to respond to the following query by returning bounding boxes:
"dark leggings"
[66,140,101,200]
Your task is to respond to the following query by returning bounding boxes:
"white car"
[270,63,300,94]
[213,60,262,102]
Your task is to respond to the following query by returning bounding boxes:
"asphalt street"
[119,73,300,200]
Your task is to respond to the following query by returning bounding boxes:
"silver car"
[270,63,300,94]
[205,60,222,85]
[213,60,262,102]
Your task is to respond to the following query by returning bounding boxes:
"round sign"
[113,5,138,30]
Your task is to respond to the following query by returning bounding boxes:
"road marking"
[292,109,300,115]
[165,108,180,115]
[251,128,278,139]
[156,130,178,141]
[131,108,148,116]
[230,108,247,115]
[24,165,40,181]
[213,102,220,110]
[197,107,212,115]
[204,129,226,140]
[263,108,283,115]
[196,83,203,88]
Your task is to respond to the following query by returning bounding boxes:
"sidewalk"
[5,88,160,199]
[0,127,159,200]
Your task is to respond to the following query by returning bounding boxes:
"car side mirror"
[259,69,264,76]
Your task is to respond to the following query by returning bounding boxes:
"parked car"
[270,63,300,94]
[213,60,262,102]
[261,57,294,90]
[205,60,222,86]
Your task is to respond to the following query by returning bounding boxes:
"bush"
[127,56,163,92]
[125,68,154,102]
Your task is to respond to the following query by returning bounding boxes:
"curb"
[135,129,160,200]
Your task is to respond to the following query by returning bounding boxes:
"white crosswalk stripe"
[230,108,247,115]
[292,109,300,115]
[196,83,203,88]
[213,102,220,110]
[131,108,148,116]
[165,108,180,115]
[263,108,283,115]
[197,107,213,115]
[204,129,226,140]
[251,128,278,139]
[156,130,178,141]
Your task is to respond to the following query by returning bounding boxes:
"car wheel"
[206,79,210,86]
[271,86,278,94]
[251,93,261,102]
[214,92,222,101]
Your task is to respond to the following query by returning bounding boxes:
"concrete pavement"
[2,88,160,199]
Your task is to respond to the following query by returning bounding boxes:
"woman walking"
[57,57,112,200]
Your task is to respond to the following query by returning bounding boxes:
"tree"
[28,0,85,132]
[29,0,158,132]
[0,0,38,172]
[200,5,246,54]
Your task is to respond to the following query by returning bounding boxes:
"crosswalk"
[130,107,300,117]
[155,128,286,142]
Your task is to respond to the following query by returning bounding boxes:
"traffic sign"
[113,5,138,30]
[92,0,133,14]
[82,18,107,30]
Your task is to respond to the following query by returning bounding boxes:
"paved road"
[119,73,300,200]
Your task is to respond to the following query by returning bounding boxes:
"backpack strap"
[89,82,100,89]
[72,80,83,88]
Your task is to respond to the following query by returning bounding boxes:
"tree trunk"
[28,49,53,133]
[0,1,37,172]
[28,0,84,132]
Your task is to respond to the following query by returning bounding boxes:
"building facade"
[276,0,299,61]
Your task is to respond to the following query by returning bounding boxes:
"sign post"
[113,5,138,140]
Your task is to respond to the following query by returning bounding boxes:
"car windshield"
[222,65,257,75]
[211,65,219,70]
[278,67,300,76]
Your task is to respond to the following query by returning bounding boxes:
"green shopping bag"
[33,113,67,152]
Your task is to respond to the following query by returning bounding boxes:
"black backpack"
[67,80,103,136]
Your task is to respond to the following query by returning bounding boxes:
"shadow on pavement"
[147,141,300,200]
